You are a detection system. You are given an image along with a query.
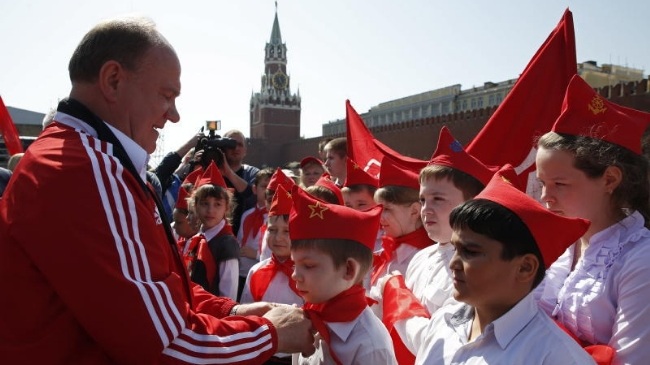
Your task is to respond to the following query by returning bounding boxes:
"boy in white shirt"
[398,168,596,365]
[289,186,397,365]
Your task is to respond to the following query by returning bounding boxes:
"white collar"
[201,219,227,241]
[54,111,149,181]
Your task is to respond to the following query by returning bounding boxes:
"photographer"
[195,128,259,234]
[222,130,260,234]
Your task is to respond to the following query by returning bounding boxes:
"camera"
[196,121,237,169]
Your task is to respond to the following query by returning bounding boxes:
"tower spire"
[270,3,282,44]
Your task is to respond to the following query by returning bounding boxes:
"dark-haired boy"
[400,169,596,365]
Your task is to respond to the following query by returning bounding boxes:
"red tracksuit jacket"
[0,120,277,364]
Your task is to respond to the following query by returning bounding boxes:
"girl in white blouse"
[534,75,650,365]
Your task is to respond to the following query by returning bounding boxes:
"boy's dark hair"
[419,165,485,200]
[374,185,419,205]
[538,131,650,227]
[305,185,340,205]
[324,138,347,158]
[192,184,236,223]
[291,239,372,284]
[254,167,275,186]
[341,184,378,196]
[449,199,546,288]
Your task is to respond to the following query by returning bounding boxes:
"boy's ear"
[343,258,361,281]
[515,254,539,285]
[410,201,421,216]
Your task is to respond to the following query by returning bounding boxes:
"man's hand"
[263,305,315,355]
[231,302,276,317]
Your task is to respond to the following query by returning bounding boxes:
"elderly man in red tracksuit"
[0,16,313,364]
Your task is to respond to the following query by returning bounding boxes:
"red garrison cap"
[267,167,296,192]
[300,156,324,168]
[183,167,203,186]
[429,126,494,186]
[289,185,382,251]
[195,161,227,189]
[315,174,344,205]
[269,184,293,216]
[379,155,424,190]
[552,74,650,155]
[344,158,379,188]
[175,186,189,210]
[475,166,590,268]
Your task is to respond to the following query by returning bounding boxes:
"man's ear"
[516,254,539,284]
[97,60,124,102]
[343,258,361,282]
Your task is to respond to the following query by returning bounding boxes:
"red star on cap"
[308,201,329,219]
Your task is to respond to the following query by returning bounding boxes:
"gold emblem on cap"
[588,95,607,115]
[308,201,329,219]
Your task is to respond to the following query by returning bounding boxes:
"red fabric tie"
[183,234,205,273]
[249,254,299,302]
[242,206,267,245]
[371,227,432,284]
[554,320,615,365]
[382,275,430,365]
[303,285,368,365]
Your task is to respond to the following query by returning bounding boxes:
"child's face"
[254,177,270,206]
[377,200,421,238]
[300,164,324,188]
[419,176,467,244]
[291,247,349,304]
[324,150,346,180]
[344,189,377,211]
[536,146,607,227]
[264,189,275,211]
[173,209,199,238]
[267,216,291,259]
[449,228,520,309]
[196,196,227,230]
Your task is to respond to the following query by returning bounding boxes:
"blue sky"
[1,0,648,155]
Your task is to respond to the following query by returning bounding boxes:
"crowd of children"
[164,74,650,365]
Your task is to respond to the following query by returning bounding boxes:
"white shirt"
[236,205,266,277]
[293,307,397,365]
[369,243,421,319]
[202,220,238,300]
[240,257,304,306]
[405,242,457,315]
[407,293,595,365]
[535,210,650,365]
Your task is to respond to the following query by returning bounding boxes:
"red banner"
[465,9,576,196]
[345,100,426,178]
[0,96,24,156]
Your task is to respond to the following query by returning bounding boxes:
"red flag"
[345,100,426,178]
[0,96,24,156]
[466,9,576,196]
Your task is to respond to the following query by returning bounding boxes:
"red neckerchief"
[183,234,205,274]
[554,320,615,365]
[249,254,299,301]
[242,206,267,245]
[303,285,368,365]
[371,226,432,284]
[176,236,187,257]
[382,275,430,365]
[193,223,234,288]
